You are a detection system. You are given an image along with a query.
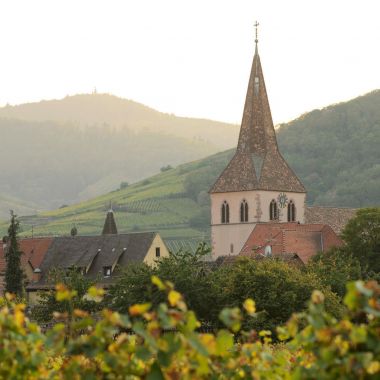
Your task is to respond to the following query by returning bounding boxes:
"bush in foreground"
[1,278,380,379]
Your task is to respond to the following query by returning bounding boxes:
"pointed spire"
[237,22,277,156]
[102,204,118,235]
[210,25,306,194]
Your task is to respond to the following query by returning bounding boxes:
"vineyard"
[1,278,380,379]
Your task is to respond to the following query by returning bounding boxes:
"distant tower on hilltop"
[209,23,306,258]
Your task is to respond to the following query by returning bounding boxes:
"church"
[209,27,351,260]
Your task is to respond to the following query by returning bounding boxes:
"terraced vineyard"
[0,150,230,251]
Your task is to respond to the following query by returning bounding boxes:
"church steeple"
[102,205,118,235]
[210,26,305,194]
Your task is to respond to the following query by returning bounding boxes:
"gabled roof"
[305,206,357,235]
[0,237,53,273]
[239,222,343,264]
[31,232,157,286]
[210,43,305,194]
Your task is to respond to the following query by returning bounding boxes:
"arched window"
[269,199,278,221]
[221,201,230,224]
[240,200,249,222]
[288,200,296,222]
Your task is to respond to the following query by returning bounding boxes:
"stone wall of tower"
[211,190,306,258]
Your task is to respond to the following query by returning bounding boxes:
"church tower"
[210,24,306,258]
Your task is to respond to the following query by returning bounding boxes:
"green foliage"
[307,247,362,297]
[160,165,173,172]
[1,277,380,378]
[108,250,343,332]
[31,268,101,323]
[119,181,129,190]
[214,257,344,331]
[4,212,24,297]
[341,207,380,273]
[70,225,78,236]
[279,281,380,379]
[107,244,216,322]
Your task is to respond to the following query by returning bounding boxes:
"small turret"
[102,205,118,235]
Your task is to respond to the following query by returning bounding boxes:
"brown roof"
[28,232,157,289]
[305,206,357,235]
[210,44,305,194]
[239,223,343,264]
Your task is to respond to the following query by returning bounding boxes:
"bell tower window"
[221,201,230,224]
[269,200,278,221]
[288,200,296,222]
[240,200,249,222]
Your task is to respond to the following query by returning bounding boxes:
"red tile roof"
[0,237,53,273]
[240,223,343,264]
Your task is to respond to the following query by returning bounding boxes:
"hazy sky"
[1,0,379,124]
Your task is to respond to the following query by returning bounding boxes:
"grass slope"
[0,151,233,251]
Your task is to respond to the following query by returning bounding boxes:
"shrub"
[1,279,380,378]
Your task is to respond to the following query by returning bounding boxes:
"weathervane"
[254,21,259,44]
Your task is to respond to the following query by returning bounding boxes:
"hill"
[0,90,379,248]
[0,151,234,252]
[0,94,239,214]
[278,90,380,207]
[0,93,238,149]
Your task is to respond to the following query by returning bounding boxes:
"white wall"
[210,190,306,258]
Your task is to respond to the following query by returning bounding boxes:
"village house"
[0,209,169,304]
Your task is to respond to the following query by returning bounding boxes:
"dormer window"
[221,201,230,224]
[103,266,112,277]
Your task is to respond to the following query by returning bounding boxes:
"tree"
[4,211,24,297]
[107,244,217,322]
[107,246,343,331]
[306,247,362,298]
[70,225,78,237]
[214,257,343,331]
[341,207,380,273]
[31,268,101,323]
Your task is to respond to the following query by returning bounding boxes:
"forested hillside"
[278,90,380,207]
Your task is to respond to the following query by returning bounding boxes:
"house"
[0,237,53,295]
[26,210,169,305]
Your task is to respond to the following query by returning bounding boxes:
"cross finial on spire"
[254,21,259,45]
